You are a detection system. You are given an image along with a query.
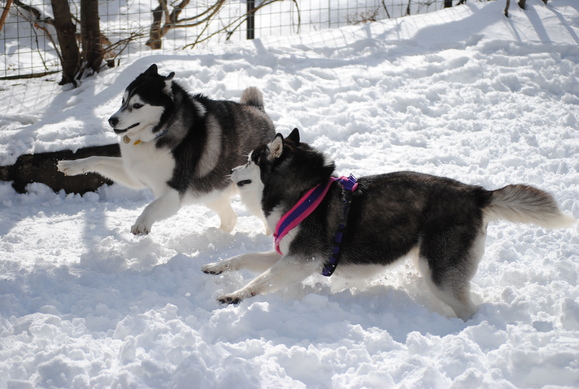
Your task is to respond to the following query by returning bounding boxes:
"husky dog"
[58,64,275,235]
[203,129,574,321]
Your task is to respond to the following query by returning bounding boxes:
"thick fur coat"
[58,64,275,234]
[203,129,574,321]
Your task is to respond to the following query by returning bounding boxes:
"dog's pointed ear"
[164,72,175,95]
[145,64,158,75]
[269,133,284,159]
[288,128,300,144]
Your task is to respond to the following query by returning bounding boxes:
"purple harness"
[274,174,358,276]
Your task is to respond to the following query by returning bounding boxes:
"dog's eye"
[133,103,143,109]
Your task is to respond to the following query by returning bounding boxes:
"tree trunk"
[147,0,191,50]
[0,0,14,34]
[0,144,120,194]
[80,0,103,74]
[147,4,164,49]
[50,0,79,85]
[444,0,453,8]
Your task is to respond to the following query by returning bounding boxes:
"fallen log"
[0,144,120,194]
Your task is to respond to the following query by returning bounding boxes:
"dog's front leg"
[216,254,319,305]
[202,250,282,275]
[58,157,145,189]
[131,188,181,235]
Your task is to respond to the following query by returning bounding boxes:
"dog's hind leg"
[418,228,487,321]
[204,190,237,233]
[418,258,477,321]
[239,188,271,235]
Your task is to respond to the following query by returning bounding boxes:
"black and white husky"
[58,64,275,235]
[203,129,574,321]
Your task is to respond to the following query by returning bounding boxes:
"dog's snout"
[108,117,119,128]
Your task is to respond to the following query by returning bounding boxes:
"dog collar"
[154,127,169,140]
[122,135,141,145]
[273,174,358,276]
[121,128,169,146]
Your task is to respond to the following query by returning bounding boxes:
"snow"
[1,0,578,387]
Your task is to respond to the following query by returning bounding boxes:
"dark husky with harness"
[203,129,574,320]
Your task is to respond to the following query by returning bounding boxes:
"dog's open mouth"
[236,179,252,188]
[114,123,140,134]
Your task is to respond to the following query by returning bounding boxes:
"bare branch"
[0,0,14,34]
[148,0,224,49]
[13,0,58,73]
[149,0,298,50]
[381,0,391,19]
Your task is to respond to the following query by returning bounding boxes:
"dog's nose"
[108,117,118,128]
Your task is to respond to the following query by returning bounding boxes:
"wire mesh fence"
[1,0,454,80]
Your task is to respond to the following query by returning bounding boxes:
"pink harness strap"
[273,178,334,255]
[273,175,358,257]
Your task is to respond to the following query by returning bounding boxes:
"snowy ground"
[1,0,579,387]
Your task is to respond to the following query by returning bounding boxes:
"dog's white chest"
[120,142,175,197]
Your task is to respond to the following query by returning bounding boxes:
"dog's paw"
[217,289,257,305]
[202,262,228,275]
[130,222,151,235]
[217,294,242,305]
[57,160,87,176]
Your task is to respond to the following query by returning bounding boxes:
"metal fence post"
[247,0,255,40]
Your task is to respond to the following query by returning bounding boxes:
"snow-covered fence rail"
[1,0,456,80]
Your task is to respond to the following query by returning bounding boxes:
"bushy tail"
[240,87,265,111]
[484,185,575,228]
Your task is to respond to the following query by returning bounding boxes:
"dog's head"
[108,64,175,143]
[231,128,335,204]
